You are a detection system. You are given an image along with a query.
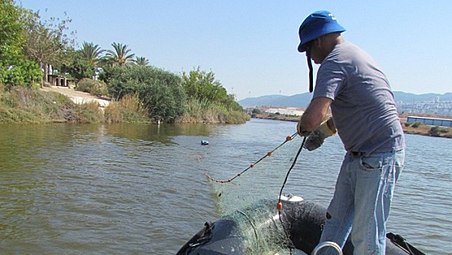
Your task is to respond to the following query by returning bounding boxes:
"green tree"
[21,8,75,86]
[66,51,91,80]
[80,42,104,67]
[101,65,185,122]
[0,0,23,61]
[0,0,41,88]
[181,67,242,111]
[104,42,135,66]
[67,42,104,80]
[135,56,149,66]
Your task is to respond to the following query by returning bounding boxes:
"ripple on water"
[0,122,450,254]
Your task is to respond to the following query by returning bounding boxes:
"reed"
[104,94,150,123]
[177,98,249,124]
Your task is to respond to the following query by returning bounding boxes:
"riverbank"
[253,113,452,138]
[40,85,110,108]
[0,86,249,124]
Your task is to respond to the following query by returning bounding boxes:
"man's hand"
[304,130,325,151]
[297,120,312,137]
[303,117,336,151]
[297,97,333,137]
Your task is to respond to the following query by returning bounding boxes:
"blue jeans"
[317,149,405,255]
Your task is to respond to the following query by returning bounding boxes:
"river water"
[0,119,450,254]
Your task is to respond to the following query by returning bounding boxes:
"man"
[296,10,405,255]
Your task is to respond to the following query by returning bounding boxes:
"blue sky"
[18,0,452,100]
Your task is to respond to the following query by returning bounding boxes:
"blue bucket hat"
[297,10,346,52]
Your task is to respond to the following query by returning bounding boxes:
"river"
[0,119,450,254]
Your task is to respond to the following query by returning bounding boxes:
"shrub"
[429,126,448,137]
[176,99,249,124]
[252,108,262,114]
[411,122,423,128]
[104,94,149,123]
[76,78,108,97]
[75,102,103,123]
[101,65,186,122]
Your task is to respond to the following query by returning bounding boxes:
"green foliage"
[0,1,42,87]
[104,94,150,123]
[19,6,76,88]
[181,68,243,112]
[0,59,42,88]
[0,0,24,59]
[66,52,94,80]
[176,68,248,123]
[21,8,75,67]
[101,65,186,122]
[80,42,104,66]
[103,42,135,66]
[76,78,108,97]
[177,98,249,124]
[74,102,103,123]
[135,56,149,66]
[252,108,262,114]
[411,122,423,128]
[429,126,448,137]
[66,42,104,80]
[139,79,184,122]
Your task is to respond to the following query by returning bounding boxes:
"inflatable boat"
[177,195,425,255]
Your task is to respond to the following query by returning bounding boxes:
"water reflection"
[103,123,214,145]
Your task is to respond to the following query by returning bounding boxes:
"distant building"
[264,107,304,116]
[406,116,452,127]
[397,99,452,116]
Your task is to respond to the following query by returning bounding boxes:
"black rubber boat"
[177,195,425,255]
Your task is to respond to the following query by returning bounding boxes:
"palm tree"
[135,56,149,66]
[80,42,104,67]
[104,42,135,66]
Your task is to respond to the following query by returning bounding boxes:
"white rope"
[311,241,343,255]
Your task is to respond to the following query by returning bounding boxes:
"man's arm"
[298,97,333,133]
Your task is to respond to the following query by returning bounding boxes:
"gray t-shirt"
[313,41,405,153]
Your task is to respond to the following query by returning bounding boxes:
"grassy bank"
[0,86,102,123]
[0,87,154,124]
[0,87,249,124]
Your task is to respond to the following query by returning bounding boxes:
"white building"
[264,107,304,116]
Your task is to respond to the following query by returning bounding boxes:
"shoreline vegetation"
[0,1,249,125]
[0,83,250,125]
[252,112,452,139]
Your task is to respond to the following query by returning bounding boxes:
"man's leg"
[352,150,404,255]
[318,154,355,254]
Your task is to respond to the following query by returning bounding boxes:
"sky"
[17,0,452,100]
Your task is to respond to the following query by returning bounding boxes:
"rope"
[205,132,298,183]
[276,136,307,254]
[277,136,306,203]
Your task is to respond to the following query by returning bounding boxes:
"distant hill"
[238,91,452,108]
[238,93,311,108]
[392,91,452,103]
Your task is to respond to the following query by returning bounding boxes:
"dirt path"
[40,86,110,108]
